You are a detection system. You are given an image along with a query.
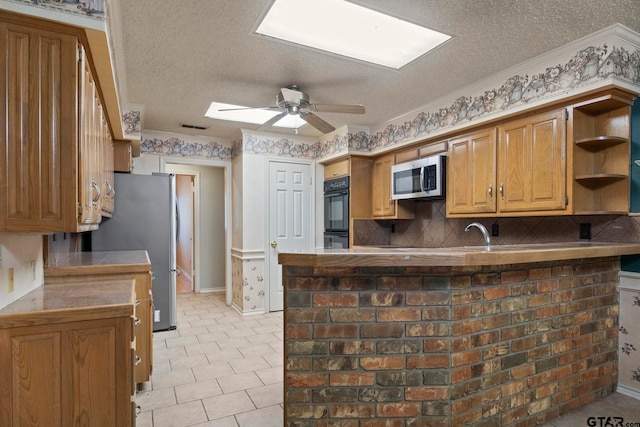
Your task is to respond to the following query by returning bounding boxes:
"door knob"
[271,240,278,248]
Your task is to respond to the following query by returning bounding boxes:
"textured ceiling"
[112,0,640,140]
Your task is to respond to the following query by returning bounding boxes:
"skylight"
[204,102,306,129]
[255,0,451,69]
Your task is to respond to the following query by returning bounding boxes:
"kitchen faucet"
[465,222,491,248]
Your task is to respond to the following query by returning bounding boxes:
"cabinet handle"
[135,356,142,366]
[499,183,504,199]
[135,300,141,306]
[91,181,101,205]
[105,181,115,199]
[134,317,142,326]
[389,199,393,206]
[488,184,493,198]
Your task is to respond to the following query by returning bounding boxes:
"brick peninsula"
[279,243,640,427]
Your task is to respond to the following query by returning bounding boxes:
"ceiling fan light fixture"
[255,0,451,69]
[204,101,307,129]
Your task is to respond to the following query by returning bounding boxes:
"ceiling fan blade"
[256,112,288,131]
[310,104,365,114]
[300,111,335,134]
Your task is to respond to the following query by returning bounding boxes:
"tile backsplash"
[354,200,640,247]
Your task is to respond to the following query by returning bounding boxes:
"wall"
[0,233,44,309]
[354,200,640,248]
[618,272,640,399]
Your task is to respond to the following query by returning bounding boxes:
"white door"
[268,160,313,311]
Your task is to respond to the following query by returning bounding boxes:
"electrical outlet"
[154,310,160,322]
[8,268,14,293]
[491,223,499,237]
[579,223,591,240]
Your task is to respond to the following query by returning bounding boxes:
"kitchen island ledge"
[279,242,640,427]
[279,242,640,267]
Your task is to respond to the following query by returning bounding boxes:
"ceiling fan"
[223,84,365,134]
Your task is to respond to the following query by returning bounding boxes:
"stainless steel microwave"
[391,155,446,200]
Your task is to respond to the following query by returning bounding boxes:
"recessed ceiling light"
[255,0,451,69]
[204,102,306,129]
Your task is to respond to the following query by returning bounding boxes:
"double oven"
[323,176,349,249]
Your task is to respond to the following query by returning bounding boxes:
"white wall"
[0,233,44,309]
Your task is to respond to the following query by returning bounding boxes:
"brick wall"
[283,257,621,426]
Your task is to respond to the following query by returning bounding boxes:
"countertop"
[278,242,640,267]
[45,250,151,277]
[0,280,135,328]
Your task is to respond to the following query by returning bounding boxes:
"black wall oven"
[324,176,349,248]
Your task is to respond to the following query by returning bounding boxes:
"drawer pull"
[135,356,142,366]
[136,405,141,416]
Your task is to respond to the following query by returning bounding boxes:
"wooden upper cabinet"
[0,15,111,232]
[371,154,414,219]
[114,140,134,173]
[498,109,566,213]
[372,154,395,217]
[447,129,497,215]
[324,158,349,180]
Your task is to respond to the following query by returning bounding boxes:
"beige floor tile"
[217,371,264,394]
[190,417,238,427]
[164,334,200,348]
[152,400,208,427]
[154,345,188,361]
[255,366,284,385]
[204,348,246,363]
[136,410,153,427]
[229,356,271,374]
[261,352,284,368]
[137,387,177,412]
[238,343,277,358]
[174,378,223,403]
[246,383,284,408]
[202,390,256,420]
[151,367,195,389]
[192,362,235,382]
[169,353,209,371]
[235,405,283,427]
[184,341,223,356]
[177,326,210,337]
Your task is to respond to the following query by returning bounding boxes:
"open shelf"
[575,136,628,151]
[570,91,632,215]
[574,174,628,185]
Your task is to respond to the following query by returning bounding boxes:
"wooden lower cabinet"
[46,271,153,385]
[0,317,134,426]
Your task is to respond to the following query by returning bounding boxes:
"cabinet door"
[447,129,497,215]
[0,318,132,427]
[498,109,566,212]
[372,154,395,217]
[101,105,115,216]
[79,50,103,225]
[0,22,79,232]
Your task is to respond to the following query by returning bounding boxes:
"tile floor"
[135,292,640,427]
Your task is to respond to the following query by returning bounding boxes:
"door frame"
[160,157,232,305]
[174,172,196,290]
[265,156,316,312]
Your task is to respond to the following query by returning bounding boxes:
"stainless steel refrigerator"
[90,173,177,331]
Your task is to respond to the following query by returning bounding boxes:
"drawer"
[324,159,349,179]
